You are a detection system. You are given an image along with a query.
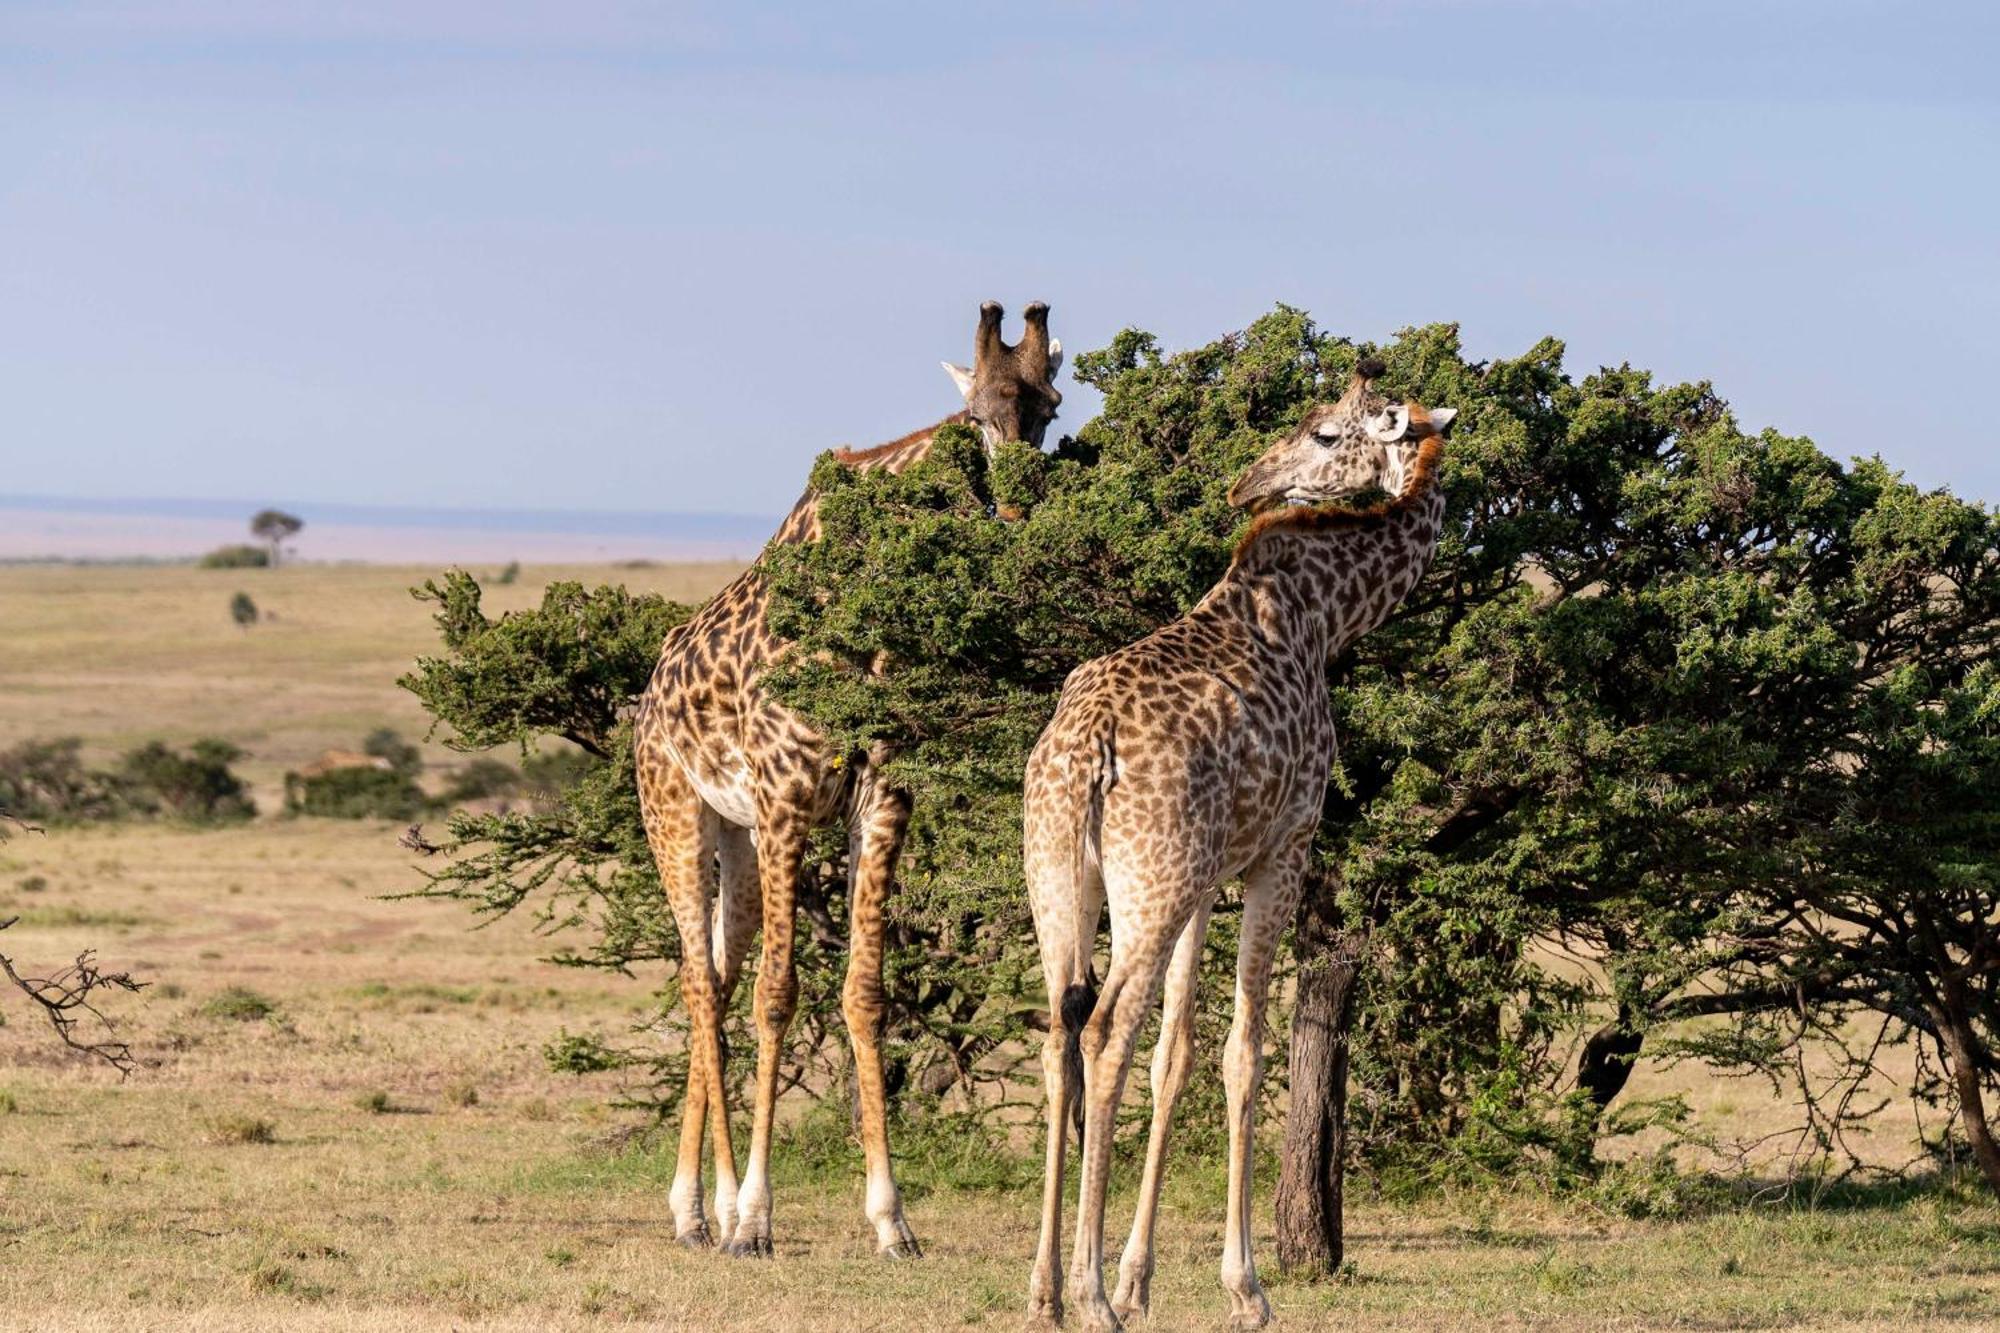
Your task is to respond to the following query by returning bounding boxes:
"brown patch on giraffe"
[834,410,972,467]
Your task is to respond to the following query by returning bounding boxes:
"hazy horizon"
[0,490,776,563]
[6,2,1997,515]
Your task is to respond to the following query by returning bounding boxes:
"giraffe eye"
[1314,422,1341,445]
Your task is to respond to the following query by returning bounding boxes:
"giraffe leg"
[1113,897,1213,1319]
[701,820,759,1244]
[639,755,737,1249]
[723,807,808,1259]
[842,775,921,1258]
[1219,834,1312,1331]
[1026,846,1102,1325]
[1071,927,1185,1333]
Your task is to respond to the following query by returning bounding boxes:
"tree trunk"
[1276,883,1364,1276]
[1933,982,2000,1197]
[1575,1001,1645,1110]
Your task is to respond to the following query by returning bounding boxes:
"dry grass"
[0,560,742,804]
[1,564,1997,1329]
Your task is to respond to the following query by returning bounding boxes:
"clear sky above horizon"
[5,1,1996,518]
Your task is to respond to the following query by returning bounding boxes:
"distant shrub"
[116,740,256,823]
[230,591,259,629]
[202,986,278,1022]
[545,1030,622,1075]
[207,1113,276,1144]
[0,736,253,825]
[495,561,521,585]
[354,1089,392,1114]
[446,1081,480,1108]
[0,737,121,823]
[445,757,520,803]
[287,766,429,820]
[0,1089,17,1116]
[198,544,270,569]
[361,728,423,779]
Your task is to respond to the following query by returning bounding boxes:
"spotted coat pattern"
[1022,368,1451,1332]
[630,304,1062,1261]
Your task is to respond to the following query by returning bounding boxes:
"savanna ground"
[2,562,1997,1330]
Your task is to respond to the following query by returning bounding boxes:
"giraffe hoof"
[882,1238,924,1260]
[1228,1295,1273,1331]
[675,1227,712,1251]
[1111,1296,1148,1321]
[1112,1269,1150,1319]
[722,1235,773,1259]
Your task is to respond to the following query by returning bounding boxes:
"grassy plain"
[1,562,1997,1330]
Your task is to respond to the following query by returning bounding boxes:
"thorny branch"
[0,811,148,1076]
[0,917,148,1076]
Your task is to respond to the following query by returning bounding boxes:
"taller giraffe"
[634,302,1064,1259]
[1021,359,1456,1332]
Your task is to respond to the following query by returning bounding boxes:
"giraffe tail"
[1061,978,1096,1152]
[1053,716,1113,1154]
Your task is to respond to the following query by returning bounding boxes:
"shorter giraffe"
[1022,359,1456,1332]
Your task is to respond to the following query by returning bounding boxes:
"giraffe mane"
[833,411,972,466]
[1230,413,1447,563]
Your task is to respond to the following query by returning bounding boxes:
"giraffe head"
[941,301,1065,450]
[1226,357,1456,513]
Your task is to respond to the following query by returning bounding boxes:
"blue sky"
[4,1,1996,517]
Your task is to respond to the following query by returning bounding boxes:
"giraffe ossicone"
[1021,357,1455,1332]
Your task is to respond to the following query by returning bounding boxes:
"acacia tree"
[399,309,1999,1249]
[759,312,2000,1240]
[250,509,303,567]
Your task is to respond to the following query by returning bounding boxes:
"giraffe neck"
[765,411,970,547]
[1203,482,1446,665]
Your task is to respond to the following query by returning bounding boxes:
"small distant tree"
[496,561,522,586]
[250,509,303,567]
[230,591,259,630]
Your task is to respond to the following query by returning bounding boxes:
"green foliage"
[287,766,428,820]
[200,544,270,569]
[114,739,257,823]
[230,591,259,628]
[0,737,123,824]
[398,572,693,980]
[544,1029,624,1075]
[762,306,2000,1173]
[402,570,689,759]
[402,306,2000,1187]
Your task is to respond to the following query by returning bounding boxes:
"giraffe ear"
[942,362,976,400]
[1366,405,1411,443]
[1426,407,1458,436]
[1046,338,1064,379]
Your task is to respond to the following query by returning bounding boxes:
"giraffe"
[1021,357,1456,1332]
[633,301,1063,1260]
